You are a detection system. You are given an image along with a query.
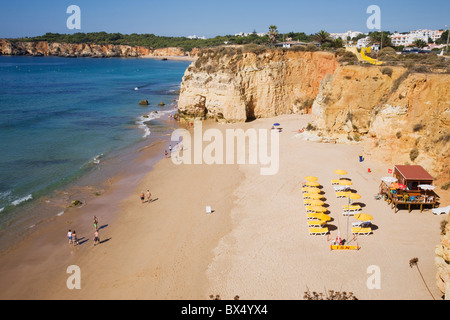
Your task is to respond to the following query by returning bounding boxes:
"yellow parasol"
[309,206,327,213]
[339,180,353,186]
[304,176,319,182]
[309,193,325,200]
[354,213,373,222]
[344,193,362,241]
[304,181,320,187]
[304,187,321,194]
[334,169,348,176]
[309,213,331,222]
[345,193,361,201]
[306,199,325,206]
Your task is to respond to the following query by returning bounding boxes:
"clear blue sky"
[0,0,449,38]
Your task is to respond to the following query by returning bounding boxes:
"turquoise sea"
[0,56,190,233]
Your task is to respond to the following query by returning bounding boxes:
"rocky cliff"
[436,218,450,299]
[0,40,197,58]
[178,49,339,122]
[311,65,450,182]
[178,48,449,181]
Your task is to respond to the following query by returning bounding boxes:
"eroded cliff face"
[436,219,450,299]
[0,40,197,58]
[311,65,450,181]
[0,40,153,57]
[178,50,339,122]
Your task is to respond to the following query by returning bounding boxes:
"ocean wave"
[11,194,33,206]
[0,207,4,213]
[136,109,175,138]
[0,190,12,200]
[90,154,103,165]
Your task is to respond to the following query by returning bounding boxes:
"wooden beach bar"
[379,165,439,213]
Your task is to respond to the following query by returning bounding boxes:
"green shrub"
[441,182,450,190]
[381,67,393,77]
[413,123,424,132]
[409,148,419,162]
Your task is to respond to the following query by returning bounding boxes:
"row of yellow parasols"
[303,176,330,222]
[334,170,373,239]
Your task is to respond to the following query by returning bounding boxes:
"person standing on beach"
[67,229,72,245]
[72,230,79,246]
[93,216,99,230]
[146,190,152,203]
[93,229,100,246]
[169,144,172,156]
[140,191,145,203]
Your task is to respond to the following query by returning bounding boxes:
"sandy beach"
[0,114,447,300]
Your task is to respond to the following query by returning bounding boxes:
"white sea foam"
[0,207,4,213]
[91,154,103,165]
[0,190,12,200]
[136,108,175,138]
[11,194,33,206]
[57,211,65,217]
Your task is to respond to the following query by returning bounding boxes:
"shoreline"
[139,55,197,62]
[0,114,447,300]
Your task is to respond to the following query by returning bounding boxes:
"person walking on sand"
[146,190,152,203]
[140,191,145,203]
[93,216,98,230]
[67,229,73,245]
[165,150,168,158]
[169,144,172,155]
[93,229,100,246]
[72,230,79,246]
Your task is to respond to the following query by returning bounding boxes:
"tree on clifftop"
[268,25,279,46]
[313,30,331,45]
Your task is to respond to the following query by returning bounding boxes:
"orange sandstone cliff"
[178,48,449,182]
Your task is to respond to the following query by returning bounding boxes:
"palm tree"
[413,39,428,48]
[409,258,435,300]
[268,25,279,46]
[313,30,331,45]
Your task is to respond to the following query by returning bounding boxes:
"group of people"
[164,143,183,160]
[67,215,101,247]
[140,190,152,204]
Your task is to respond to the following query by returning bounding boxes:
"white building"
[330,30,364,41]
[234,32,266,37]
[356,36,371,49]
[389,29,443,46]
[187,35,207,40]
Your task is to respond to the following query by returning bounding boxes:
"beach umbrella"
[334,169,348,176]
[309,206,327,213]
[304,176,319,182]
[354,213,373,222]
[304,181,320,187]
[304,200,325,206]
[381,177,397,184]
[334,185,350,191]
[310,213,331,222]
[273,123,280,126]
[339,180,353,186]
[309,193,325,200]
[344,193,362,241]
[304,187,321,194]
[418,184,435,191]
[345,193,361,202]
[418,184,436,198]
